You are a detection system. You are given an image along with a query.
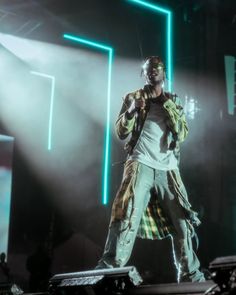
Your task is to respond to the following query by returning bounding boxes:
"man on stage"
[96,56,205,282]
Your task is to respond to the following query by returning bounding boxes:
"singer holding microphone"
[96,56,205,283]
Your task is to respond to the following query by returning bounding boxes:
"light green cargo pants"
[97,161,204,282]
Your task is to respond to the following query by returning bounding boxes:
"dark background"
[0,0,235,290]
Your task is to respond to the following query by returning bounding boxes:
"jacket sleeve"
[115,92,136,140]
[163,96,188,143]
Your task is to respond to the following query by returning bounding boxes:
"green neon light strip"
[63,34,113,205]
[127,0,173,92]
[30,71,55,151]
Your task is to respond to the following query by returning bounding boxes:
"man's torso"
[129,101,178,170]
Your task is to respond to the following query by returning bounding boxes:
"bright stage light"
[30,71,56,151]
[63,34,114,205]
[184,95,201,120]
[127,0,173,92]
[224,55,236,115]
[0,135,14,260]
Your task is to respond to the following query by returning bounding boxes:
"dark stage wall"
[0,0,235,290]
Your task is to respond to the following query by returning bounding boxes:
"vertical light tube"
[63,34,113,205]
[103,48,113,205]
[30,71,56,151]
[127,0,173,91]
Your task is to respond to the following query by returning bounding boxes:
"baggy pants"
[97,161,204,282]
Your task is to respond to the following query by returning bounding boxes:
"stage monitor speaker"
[125,281,218,295]
[208,255,236,294]
[48,266,142,295]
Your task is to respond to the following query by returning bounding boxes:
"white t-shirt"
[129,101,178,170]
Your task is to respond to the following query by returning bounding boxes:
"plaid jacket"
[111,85,200,240]
[116,85,188,156]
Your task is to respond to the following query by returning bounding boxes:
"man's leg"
[168,203,204,282]
[97,161,154,268]
[154,169,205,282]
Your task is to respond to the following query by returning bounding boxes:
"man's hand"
[126,90,146,119]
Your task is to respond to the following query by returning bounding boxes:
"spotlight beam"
[63,34,114,205]
[127,0,173,92]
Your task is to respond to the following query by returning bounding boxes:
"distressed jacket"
[115,84,188,159]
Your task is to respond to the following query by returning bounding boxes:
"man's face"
[143,61,165,85]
